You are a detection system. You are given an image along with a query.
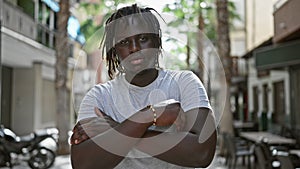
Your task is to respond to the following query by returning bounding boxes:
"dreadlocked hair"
[100,4,163,79]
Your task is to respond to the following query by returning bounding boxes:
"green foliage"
[162,0,215,70]
[161,0,240,70]
[83,27,104,53]
[163,0,241,40]
[164,47,188,70]
[17,0,34,18]
[162,0,216,40]
[80,18,100,42]
[228,1,242,30]
[77,0,134,46]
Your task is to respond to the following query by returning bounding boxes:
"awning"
[68,16,86,45]
[255,40,300,70]
[41,0,59,12]
[242,38,272,59]
[41,1,86,45]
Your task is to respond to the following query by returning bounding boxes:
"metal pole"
[0,0,3,122]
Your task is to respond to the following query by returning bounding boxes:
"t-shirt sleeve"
[178,71,212,112]
[77,86,101,122]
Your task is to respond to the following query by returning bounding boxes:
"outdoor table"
[290,149,300,157]
[233,121,257,136]
[239,131,296,145]
[234,121,255,129]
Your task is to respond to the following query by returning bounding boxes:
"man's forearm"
[136,107,217,168]
[136,130,217,168]
[71,117,152,169]
[71,138,124,169]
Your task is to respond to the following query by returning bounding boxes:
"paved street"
[0,155,72,169]
[0,152,251,169]
[49,155,72,169]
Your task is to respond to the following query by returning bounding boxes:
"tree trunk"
[216,0,234,156]
[186,36,190,69]
[216,0,233,134]
[55,0,71,155]
[197,7,205,82]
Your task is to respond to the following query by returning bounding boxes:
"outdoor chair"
[292,128,300,149]
[254,143,278,169]
[223,132,254,169]
[288,152,300,168]
[279,125,294,138]
[254,141,294,169]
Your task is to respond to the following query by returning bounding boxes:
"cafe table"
[239,131,296,145]
[233,121,255,129]
[289,149,300,157]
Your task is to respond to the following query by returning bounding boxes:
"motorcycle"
[0,125,58,169]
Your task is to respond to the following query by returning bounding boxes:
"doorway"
[273,81,285,125]
[1,66,12,128]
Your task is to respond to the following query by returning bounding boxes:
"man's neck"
[125,68,159,87]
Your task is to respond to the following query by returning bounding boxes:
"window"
[263,84,269,112]
[291,66,300,129]
[273,81,285,124]
[252,86,259,121]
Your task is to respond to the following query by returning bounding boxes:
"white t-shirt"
[77,69,212,169]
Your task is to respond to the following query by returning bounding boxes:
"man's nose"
[129,40,141,53]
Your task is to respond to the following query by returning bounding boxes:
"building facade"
[253,0,300,130]
[0,0,85,135]
[243,0,300,131]
[229,0,294,131]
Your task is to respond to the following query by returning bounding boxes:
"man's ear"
[158,38,162,48]
[153,36,162,48]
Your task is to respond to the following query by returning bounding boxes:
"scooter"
[0,125,58,169]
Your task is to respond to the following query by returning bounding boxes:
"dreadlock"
[100,4,163,79]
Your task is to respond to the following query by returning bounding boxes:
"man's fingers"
[70,128,91,145]
[70,123,90,145]
[73,117,98,132]
[70,134,76,145]
[70,128,84,145]
[71,115,118,145]
[94,107,104,117]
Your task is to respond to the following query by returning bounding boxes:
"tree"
[163,0,215,81]
[163,0,236,135]
[74,0,133,84]
[216,0,233,134]
[55,0,71,155]
[78,0,134,42]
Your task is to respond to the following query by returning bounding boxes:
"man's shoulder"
[86,80,115,96]
[92,77,121,90]
[163,69,196,80]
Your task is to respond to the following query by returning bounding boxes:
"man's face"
[113,15,160,74]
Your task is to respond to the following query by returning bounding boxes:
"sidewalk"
[0,153,249,169]
[50,155,72,169]
[0,155,72,169]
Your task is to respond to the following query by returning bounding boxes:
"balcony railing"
[1,0,55,48]
[37,23,56,48]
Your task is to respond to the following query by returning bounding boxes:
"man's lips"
[130,58,143,65]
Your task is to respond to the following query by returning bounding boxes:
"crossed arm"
[70,103,217,169]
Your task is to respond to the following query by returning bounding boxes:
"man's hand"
[70,109,119,145]
[155,102,185,131]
